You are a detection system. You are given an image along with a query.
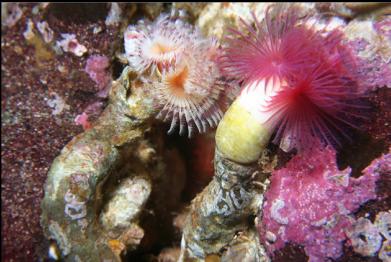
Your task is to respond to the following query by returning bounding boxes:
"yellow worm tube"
[215,98,273,164]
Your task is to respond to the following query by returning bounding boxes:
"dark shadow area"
[272,243,308,262]
[45,3,108,24]
[337,131,388,178]
[112,59,126,80]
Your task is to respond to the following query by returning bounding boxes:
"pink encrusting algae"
[259,144,382,262]
[84,55,112,97]
[85,55,111,89]
[125,13,230,137]
[219,6,366,151]
[348,18,391,92]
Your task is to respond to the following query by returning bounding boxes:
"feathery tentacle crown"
[124,14,227,137]
[219,5,365,151]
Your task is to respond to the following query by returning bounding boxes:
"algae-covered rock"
[41,67,186,261]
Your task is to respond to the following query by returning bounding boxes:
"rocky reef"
[2,3,391,262]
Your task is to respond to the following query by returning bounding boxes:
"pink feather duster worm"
[219,5,366,151]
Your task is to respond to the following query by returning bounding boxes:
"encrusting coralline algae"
[260,145,389,261]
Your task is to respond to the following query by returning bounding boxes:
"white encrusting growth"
[56,33,87,57]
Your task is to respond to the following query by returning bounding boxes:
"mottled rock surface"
[1,3,121,261]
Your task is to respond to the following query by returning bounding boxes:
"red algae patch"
[259,144,383,262]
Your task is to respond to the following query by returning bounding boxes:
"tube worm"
[124,13,231,137]
[218,5,365,154]
[124,14,195,75]
[181,4,365,260]
[180,149,269,260]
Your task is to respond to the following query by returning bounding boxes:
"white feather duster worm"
[124,13,231,137]
[124,14,195,74]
